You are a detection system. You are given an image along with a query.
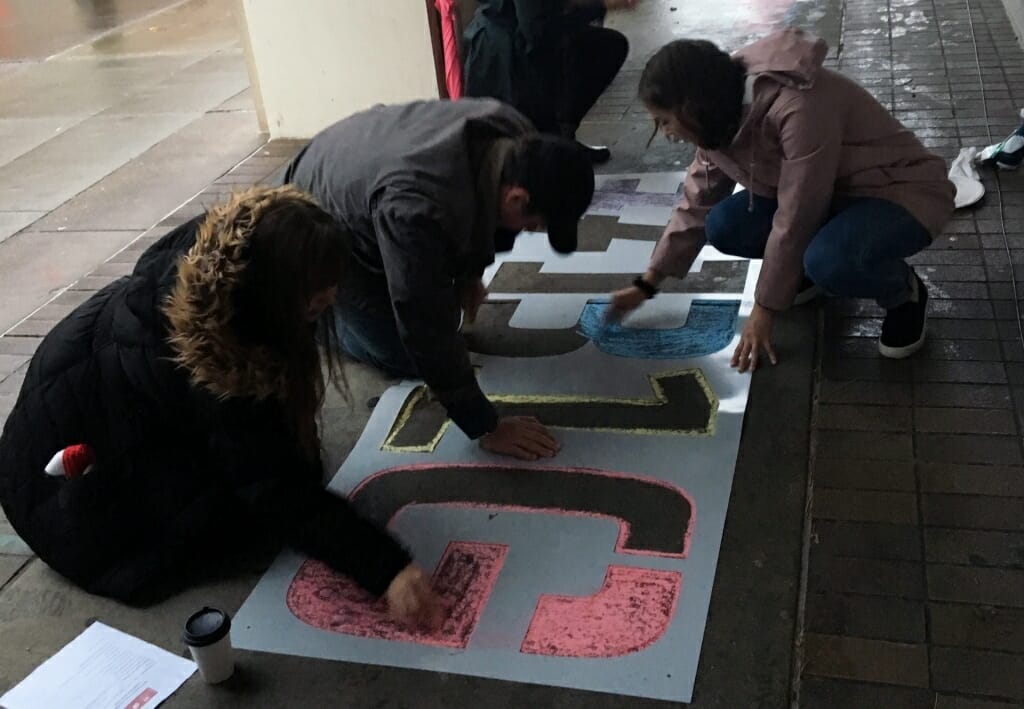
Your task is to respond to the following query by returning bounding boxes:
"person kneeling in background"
[610,29,955,369]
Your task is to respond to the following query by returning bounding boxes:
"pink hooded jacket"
[650,29,955,311]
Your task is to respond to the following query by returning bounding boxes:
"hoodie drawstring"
[748,148,756,214]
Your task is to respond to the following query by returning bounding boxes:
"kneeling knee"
[705,211,741,256]
[803,246,845,290]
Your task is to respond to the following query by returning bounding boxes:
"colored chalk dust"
[233,171,758,703]
[287,542,507,649]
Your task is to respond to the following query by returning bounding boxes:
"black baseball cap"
[516,135,595,254]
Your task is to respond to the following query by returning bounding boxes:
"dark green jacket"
[462,0,605,129]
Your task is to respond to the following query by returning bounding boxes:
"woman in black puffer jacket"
[0,186,440,626]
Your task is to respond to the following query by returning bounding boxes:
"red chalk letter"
[521,566,682,658]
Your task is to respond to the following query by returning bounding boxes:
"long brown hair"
[229,197,349,460]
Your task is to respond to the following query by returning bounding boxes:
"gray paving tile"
[0,230,133,332]
[814,490,919,525]
[814,459,917,492]
[98,51,249,117]
[0,117,84,165]
[931,647,1024,700]
[920,463,1024,497]
[0,556,29,588]
[0,53,200,119]
[807,593,926,642]
[62,0,240,60]
[928,565,1024,607]
[27,111,262,232]
[814,404,912,432]
[915,407,1018,434]
[0,112,202,211]
[925,528,1024,567]
[0,0,186,62]
[814,430,914,461]
[923,494,1024,532]
[812,519,922,561]
[0,211,43,245]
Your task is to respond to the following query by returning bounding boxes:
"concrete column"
[1005,0,1024,49]
[237,1,442,139]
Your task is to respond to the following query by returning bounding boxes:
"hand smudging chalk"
[286,542,507,649]
[580,299,740,360]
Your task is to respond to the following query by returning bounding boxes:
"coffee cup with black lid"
[183,606,234,683]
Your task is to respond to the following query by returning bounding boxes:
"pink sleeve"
[650,150,736,278]
[757,98,841,310]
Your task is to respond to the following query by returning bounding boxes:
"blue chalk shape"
[579,300,740,359]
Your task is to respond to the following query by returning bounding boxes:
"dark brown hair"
[639,39,747,150]
[230,198,349,460]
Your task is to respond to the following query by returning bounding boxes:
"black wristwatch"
[633,275,659,299]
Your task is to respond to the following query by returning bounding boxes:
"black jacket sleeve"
[513,0,606,56]
[205,398,411,596]
[374,190,499,440]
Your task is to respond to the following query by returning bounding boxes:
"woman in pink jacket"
[610,29,954,370]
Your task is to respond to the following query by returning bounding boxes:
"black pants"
[521,25,629,137]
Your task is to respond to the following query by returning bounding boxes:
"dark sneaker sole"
[878,311,928,359]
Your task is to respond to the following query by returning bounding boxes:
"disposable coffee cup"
[183,607,234,684]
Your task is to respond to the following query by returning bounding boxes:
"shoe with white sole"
[879,271,928,359]
[980,108,1024,170]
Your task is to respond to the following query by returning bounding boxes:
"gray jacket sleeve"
[374,189,499,439]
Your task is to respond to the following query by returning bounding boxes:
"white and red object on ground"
[43,444,96,480]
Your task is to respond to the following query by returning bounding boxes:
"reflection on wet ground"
[0,0,182,61]
[0,0,252,328]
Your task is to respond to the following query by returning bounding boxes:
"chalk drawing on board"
[381,368,719,453]
[466,298,739,359]
[233,172,756,703]
[578,299,740,360]
[587,178,683,216]
[464,299,587,357]
[288,465,691,655]
[287,541,507,649]
[488,260,748,294]
[576,216,662,252]
[521,566,682,658]
[348,464,694,558]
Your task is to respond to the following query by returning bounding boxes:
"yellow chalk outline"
[381,368,718,453]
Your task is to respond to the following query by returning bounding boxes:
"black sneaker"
[879,271,928,359]
[793,275,821,305]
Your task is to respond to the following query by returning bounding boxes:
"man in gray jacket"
[282,99,595,461]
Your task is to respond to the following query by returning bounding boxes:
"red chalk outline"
[350,463,696,559]
[521,566,683,658]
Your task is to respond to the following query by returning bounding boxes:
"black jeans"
[523,25,629,137]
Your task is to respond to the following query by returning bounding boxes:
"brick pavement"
[802,0,1024,705]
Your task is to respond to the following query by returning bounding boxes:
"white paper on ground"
[0,622,196,709]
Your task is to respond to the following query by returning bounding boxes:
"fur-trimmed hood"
[162,185,318,402]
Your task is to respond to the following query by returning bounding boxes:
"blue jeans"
[334,305,418,379]
[704,192,932,308]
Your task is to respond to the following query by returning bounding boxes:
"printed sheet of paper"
[234,172,756,702]
[0,622,196,709]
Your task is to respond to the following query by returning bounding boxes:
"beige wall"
[238,1,441,139]
[1005,0,1024,49]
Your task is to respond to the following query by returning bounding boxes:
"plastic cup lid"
[183,607,231,647]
